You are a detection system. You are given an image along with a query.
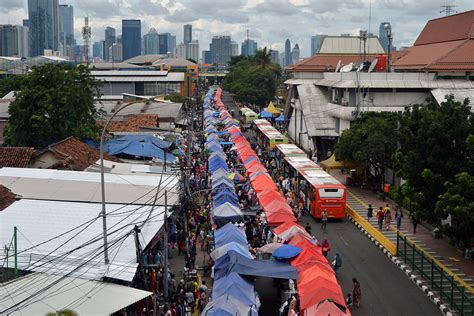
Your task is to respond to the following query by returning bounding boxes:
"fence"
[397,231,474,315]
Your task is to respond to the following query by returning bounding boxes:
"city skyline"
[1,0,472,57]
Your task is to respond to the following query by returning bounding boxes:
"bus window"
[318,188,344,198]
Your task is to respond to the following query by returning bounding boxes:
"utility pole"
[13,226,18,278]
[163,190,169,307]
[440,5,457,16]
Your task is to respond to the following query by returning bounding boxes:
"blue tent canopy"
[213,189,237,202]
[215,224,248,248]
[214,250,298,280]
[275,114,286,122]
[211,187,235,197]
[214,195,239,208]
[272,244,302,259]
[211,242,252,261]
[212,178,233,189]
[201,294,258,316]
[207,144,223,153]
[105,140,177,162]
[213,273,255,305]
[108,135,172,149]
[260,110,273,118]
[209,155,226,164]
[216,130,230,136]
[209,160,228,173]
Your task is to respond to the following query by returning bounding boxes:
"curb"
[348,216,453,316]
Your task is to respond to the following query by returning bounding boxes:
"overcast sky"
[1,0,472,57]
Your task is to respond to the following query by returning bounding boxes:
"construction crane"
[82,17,91,64]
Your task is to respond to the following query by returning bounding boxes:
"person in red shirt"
[376,207,384,230]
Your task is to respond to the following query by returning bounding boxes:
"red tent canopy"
[251,174,277,192]
[265,211,297,226]
[273,222,306,236]
[299,286,346,310]
[297,266,345,309]
[262,199,293,214]
[306,300,349,316]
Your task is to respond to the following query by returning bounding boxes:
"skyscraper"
[379,22,395,52]
[103,27,115,61]
[58,5,73,46]
[210,36,231,65]
[92,41,102,59]
[241,39,257,57]
[231,41,239,57]
[310,35,326,55]
[269,49,279,65]
[28,0,59,57]
[122,19,141,60]
[0,25,29,57]
[284,39,291,67]
[174,42,186,59]
[143,28,159,54]
[158,32,176,55]
[184,24,192,44]
[186,40,199,62]
[291,44,300,65]
[202,50,212,64]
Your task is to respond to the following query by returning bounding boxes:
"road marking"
[339,235,349,246]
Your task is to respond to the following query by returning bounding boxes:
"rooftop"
[287,54,379,73]
[124,54,167,65]
[153,57,197,67]
[0,147,35,168]
[39,136,121,171]
[318,36,385,55]
[0,185,16,211]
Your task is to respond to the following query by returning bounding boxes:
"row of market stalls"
[212,88,350,316]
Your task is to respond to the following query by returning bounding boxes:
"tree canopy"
[5,63,103,148]
[223,47,281,108]
[0,75,24,98]
[335,112,399,186]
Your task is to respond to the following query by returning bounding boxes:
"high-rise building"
[174,42,186,59]
[103,27,116,61]
[186,40,199,62]
[241,39,257,57]
[58,5,74,46]
[92,41,102,59]
[158,32,176,55]
[0,25,29,57]
[23,19,30,28]
[122,19,141,60]
[291,44,300,65]
[28,0,59,57]
[202,50,212,64]
[143,28,159,54]
[210,36,231,65]
[184,24,192,44]
[110,42,123,62]
[310,35,326,55]
[379,22,395,52]
[269,49,279,65]
[284,39,291,67]
[231,41,239,57]
[279,52,286,68]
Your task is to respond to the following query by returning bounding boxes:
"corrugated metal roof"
[0,167,179,206]
[90,70,169,76]
[95,73,184,82]
[318,37,385,55]
[431,88,474,105]
[0,199,167,282]
[98,101,183,118]
[0,273,152,315]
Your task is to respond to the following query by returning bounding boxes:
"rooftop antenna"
[440,5,457,16]
[82,16,91,65]
[367,0,372,56]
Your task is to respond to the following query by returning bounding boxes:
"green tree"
[223,48,281,107]
[393,96,474,222]
[335,112,399,186]
[0,75,24,97]
[435,172,474,249]
[5,63,103,148]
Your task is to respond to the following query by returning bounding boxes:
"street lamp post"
[99,96,161,265]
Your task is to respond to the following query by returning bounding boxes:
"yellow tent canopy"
[320,154,358,171]
[266,101,281,115]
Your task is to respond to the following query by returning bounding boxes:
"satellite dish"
[335,60,342,72]
[368,58,378,73]
[340,62,354,73]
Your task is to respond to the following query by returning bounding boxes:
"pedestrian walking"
[321,239,330,258]
[384,207,392,230]
[332,253,342,277]
[305,222,312,235]
[367,204,373,222]
[352,278,362,307]
[376,207,384,230]
[395,206,403,230]
[346,293,353,308]
[321,210,328,232]
[412,215,419,234]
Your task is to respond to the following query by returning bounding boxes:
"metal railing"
[397,231,474,315]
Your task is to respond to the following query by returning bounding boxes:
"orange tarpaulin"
[251,174,277,192]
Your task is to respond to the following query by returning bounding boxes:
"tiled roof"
[0,185,17,211]
[46,137,121,171]
[414,10,474,45]
[287,54,379,72]
[0,147,35,168]
[102,114,158,133]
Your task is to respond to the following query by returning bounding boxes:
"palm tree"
[252,47,272,68]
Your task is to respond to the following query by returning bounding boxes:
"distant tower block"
[82,17,92,64]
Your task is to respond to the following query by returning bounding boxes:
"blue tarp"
[109,135,172,149]
[105,139,177,162]
[220,141,233,145]
[202,294,258,316]
[212,273,256,306]
[275,114,286,122]
[214,250,298,280]
[259,110,273,118]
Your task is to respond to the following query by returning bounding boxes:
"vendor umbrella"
[272,244,302,260]
[227,172,245,183]
[257,242,284,254]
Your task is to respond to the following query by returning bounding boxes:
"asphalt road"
[301,214,441,316]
